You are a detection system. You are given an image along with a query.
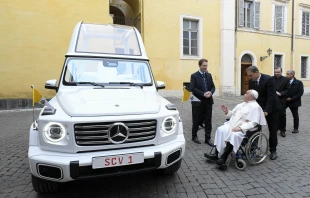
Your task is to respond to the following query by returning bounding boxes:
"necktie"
[254,81,258,91]
[202,73,207,92]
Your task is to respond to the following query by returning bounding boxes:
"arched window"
[241,54,252,64]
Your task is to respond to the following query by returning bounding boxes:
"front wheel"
[157,159,182,175]
[32,175,59,193]
[235,159,247,171]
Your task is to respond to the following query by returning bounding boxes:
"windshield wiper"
[76,82,105,88]
[109,82,143,89]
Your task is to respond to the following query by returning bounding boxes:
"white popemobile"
[28,22,186,193]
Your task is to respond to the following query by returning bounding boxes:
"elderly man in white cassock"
[204,89,266,166]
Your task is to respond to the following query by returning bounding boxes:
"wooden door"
[241,64,251,95]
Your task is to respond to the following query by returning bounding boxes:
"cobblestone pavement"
[0,95,310,198]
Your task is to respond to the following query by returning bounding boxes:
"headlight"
[162,116,176,134]
[43,122,66,142]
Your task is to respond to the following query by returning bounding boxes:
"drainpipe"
[235,0,238,96]
[291,0,296,70]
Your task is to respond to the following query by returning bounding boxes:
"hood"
[56,88,161,116]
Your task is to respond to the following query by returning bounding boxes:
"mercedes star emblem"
[108,123,129,144]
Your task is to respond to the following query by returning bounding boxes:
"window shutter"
[306,12,310,36]
[282,7,285,32]
[250,3,254,28]
[254,2,260,29]
[302,12,306,35]
[239,0,245,27]
[275,5,283,32]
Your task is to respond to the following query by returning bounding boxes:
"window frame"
[272,1,288,33]
[238,0,261,29]
[299,5,310,36]
[272,52,285,74]
[180,15,203,60]
[300,55,310,79]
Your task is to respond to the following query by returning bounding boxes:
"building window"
[302,11,310,36]
[238,0,261,29]
[301,56,308,78]
[274,55,283,68]
[274,5,285,32]
[241,54,252,63]
[183,20,198,56]
[180,15,202,59]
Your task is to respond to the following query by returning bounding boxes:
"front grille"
[74,120,157,146]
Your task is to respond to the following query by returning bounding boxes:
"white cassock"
[214,100,267,157]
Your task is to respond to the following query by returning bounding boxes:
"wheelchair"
[208,125,269,170]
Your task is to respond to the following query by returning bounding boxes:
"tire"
[157,159,182,175]
[32,175,59,193]
[246,132,269,165]
[235,159,246,171]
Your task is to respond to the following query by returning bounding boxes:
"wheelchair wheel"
[235,159,246,171]
[245,132,269,165]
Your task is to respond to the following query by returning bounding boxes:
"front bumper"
[28,134,185,182]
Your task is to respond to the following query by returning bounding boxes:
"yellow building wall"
[294,38,310,87]
[236,0,310,91]
[294,0,310,87]
[0,0,112,99]
[237,32,291,74]
[142,0,221,91]
[259,0,293,34]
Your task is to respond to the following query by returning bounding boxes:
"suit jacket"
[272,75,290,108]
[189,71,215,104]
[249,73,281,114]
[287,78,304,107]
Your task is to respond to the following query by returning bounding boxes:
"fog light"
[167,149,181,165]
[37,164,62,180]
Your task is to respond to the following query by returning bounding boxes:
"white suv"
[28,22,185,193]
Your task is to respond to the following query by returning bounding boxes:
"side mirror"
[45,79,58,90]
[156,81,166,90]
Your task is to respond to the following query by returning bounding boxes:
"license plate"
[92,152,144,169]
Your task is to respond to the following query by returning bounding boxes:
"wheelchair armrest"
[245,125,261,137]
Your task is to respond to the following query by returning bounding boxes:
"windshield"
[63,58,153,85]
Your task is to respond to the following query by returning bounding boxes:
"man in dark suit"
[272,67,290,137]
[246,66,281,160]
[286,70,304,133]
[190,59,215,146]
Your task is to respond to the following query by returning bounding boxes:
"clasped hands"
[204,91,212,98]
[232,126,242,132]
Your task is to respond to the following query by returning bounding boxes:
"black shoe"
[204,153,219,160]
[292,129,299,133]
[216,143,233,165]
[270,151,277,160]
[192,136,201,144]
[205,139,213,147]
[280,131,286,137]
[216,158,226,166]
